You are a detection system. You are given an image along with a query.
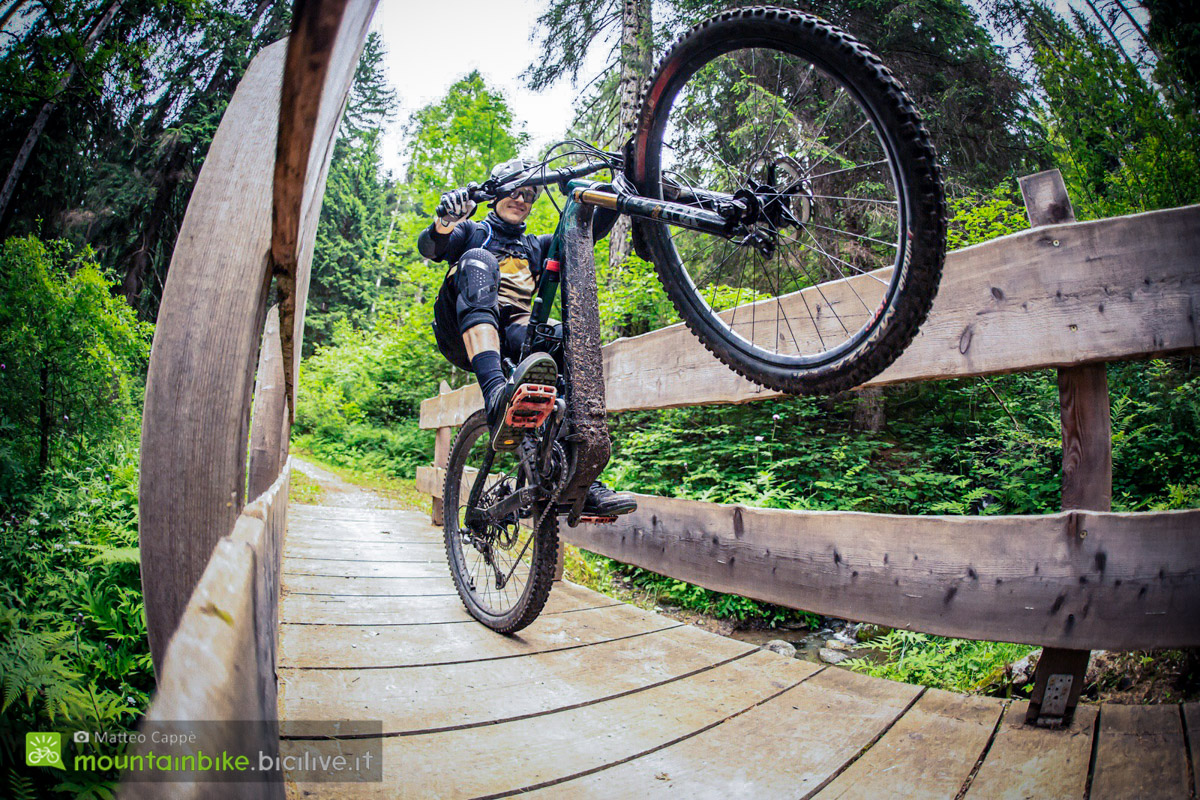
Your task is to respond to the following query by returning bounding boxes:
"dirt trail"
[291,457,403,510]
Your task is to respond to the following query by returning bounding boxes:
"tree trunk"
[37,364,50,473]
[607,0,652,271]
[120,0,276,307]
[0,0,121,225]
[852,387,886,432]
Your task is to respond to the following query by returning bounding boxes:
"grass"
[289,444,431,515]
[289,470,326,505]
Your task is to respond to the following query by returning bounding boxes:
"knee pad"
[455,248,500,308]
[454,248,501,334]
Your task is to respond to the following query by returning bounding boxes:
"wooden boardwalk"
[277,503,1198,799]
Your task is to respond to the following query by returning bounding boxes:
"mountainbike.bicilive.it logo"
[25,732,64,768]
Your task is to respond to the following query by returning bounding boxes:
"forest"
[1,0,1198,796]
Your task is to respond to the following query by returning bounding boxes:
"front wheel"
[631,6,946,394]
[443,409,558,633]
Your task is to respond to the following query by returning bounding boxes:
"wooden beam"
[420,203,1200,428]
[274,0,379,415]
[419,468,1200,650]
[431,381,452,526]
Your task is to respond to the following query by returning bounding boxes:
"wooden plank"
[814,689,1004,799]
[279,579,615,625]
[420,203,1200,428]
[274,0,378,408]
[415,464,439,496]
[280,624,756,732]
[281,650,814,797]
[281,573,457,597]
[431,381,453,525]
[248,304,287,499]
[281,556,446,578]
[529,665,921,798]
[966,700,1096,799]
[1185,702,1200,797]
[123,539,282,799]
[561,493,1200,650]
[283,541,446,560]
[277,602,682,668]
[1091,703,1190,799]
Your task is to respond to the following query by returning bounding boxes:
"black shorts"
[432,279,532,372]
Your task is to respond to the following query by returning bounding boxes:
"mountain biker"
[417,157,636,519]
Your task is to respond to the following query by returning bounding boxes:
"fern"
[8,771,38,800]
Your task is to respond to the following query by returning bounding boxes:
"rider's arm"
[418,219,476,263]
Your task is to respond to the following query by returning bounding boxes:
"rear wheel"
[631,7,945,394]
[443,410,558,633]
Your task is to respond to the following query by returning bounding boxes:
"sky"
[368,1,611,179]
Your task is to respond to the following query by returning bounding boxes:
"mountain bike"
[443,6,947,633]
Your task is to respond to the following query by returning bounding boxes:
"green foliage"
[0,236,150,501]
[606,360,1200,516]
[294,310,441,479]
[1,0,293,316]
[946,180,1030,250]
[307,33,399,352]
[403,71,528,212]
[596,252,679,340]
[1028,3,1200,219]
[1,437,151,797]
[844,630,1035,694]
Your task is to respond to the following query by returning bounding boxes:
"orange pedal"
[578,515,617,524]
[504,384,556,428]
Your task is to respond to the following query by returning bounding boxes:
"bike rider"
[418,157,636,518]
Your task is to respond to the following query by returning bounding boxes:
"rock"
[1008,648,1042,690]
[819,647,850,665]
[854,624,893,643]
[761,639,797,658]
[825,639,851,652]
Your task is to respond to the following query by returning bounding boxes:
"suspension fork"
[569,179,745,237]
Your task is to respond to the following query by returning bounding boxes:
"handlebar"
[467,160,613,204]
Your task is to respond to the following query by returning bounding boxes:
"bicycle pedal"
[577,515,617,524]
[504,384,557,429]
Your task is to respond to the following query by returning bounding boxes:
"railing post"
[1019,169,1109,728]
[431,380,452,526]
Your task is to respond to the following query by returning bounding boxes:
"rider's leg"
[455,250,556,443]
[454,249,507,423]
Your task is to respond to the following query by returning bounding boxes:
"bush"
[0,236,150,505]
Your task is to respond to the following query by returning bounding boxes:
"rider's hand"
[435,187,476,229]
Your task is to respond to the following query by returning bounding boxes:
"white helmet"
[489,158,542,199]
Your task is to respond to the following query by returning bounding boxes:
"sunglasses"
[507,187,537,204]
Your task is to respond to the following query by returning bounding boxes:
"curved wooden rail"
[138,0,376,671]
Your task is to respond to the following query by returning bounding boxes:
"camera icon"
[73,731,89,744]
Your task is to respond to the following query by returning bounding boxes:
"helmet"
[489,157,543,200]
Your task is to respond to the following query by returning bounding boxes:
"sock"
[470,350,506,410]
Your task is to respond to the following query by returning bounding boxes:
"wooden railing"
[418,172,1200,725]
[124,1,377,795]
